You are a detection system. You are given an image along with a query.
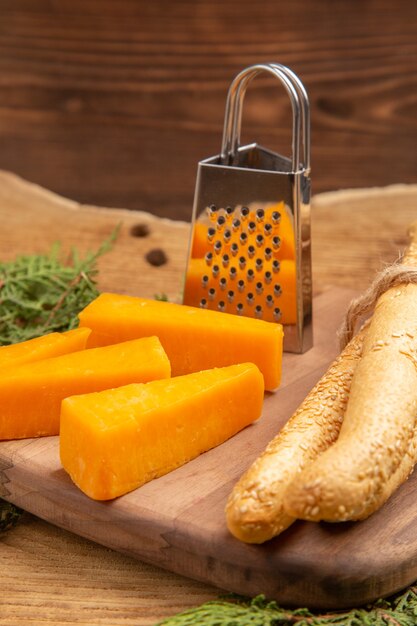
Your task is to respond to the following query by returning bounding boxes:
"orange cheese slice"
[190,202,295,260]
[183,257,296,325]
[78,294,283,391]
[0,336,170,440]
[0,328,91,370]
[60,363,264,500]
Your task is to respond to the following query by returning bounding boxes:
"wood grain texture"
[0,171,416,623]
[0,1,416,219]
[0,516,218,625]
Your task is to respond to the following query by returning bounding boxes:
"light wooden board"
[2,287,417,609]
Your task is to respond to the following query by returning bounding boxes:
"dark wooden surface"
[0,1,416,220]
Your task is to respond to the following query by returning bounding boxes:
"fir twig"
[0,226,119,530]
[155,590,417,626]
[0,226,119,345]
[0,501,23,532]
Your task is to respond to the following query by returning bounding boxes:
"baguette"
[283,281,417,522]
[227,223,417,540]
[225,329,364,543]
[283,228,417,522]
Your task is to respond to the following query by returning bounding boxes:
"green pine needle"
[0,227,119,345]
[154,293,169,302]
[0,500,23,532]
[156,589,417,626]
[0,226,119,530]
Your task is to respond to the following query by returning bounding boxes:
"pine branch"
[0,227,119,531]
[0,500,23,532]
[155,590,417,626]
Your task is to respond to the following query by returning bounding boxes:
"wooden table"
[1,171,417,625]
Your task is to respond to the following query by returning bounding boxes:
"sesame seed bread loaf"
[284,282,417,522]
[283,224,417,523]
[225,329,365,543]
[227,221,417,542]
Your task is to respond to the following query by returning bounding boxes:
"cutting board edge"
[4,470,417,610]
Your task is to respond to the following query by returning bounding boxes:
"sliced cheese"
[60,363,264,500]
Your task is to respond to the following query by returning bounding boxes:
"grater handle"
[220,63,310,174]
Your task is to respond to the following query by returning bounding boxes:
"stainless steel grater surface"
[183,63,312,353]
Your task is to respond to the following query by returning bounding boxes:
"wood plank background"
[0,0,416,220]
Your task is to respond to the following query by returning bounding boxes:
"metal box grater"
[183,63,312,353]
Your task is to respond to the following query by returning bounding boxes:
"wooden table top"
[1,170,417,625]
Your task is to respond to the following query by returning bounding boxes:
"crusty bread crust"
[227,222,417,541]
[225,330,364,543]
[284,282,417,522]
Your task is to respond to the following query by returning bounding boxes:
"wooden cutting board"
[1,286,417,609]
